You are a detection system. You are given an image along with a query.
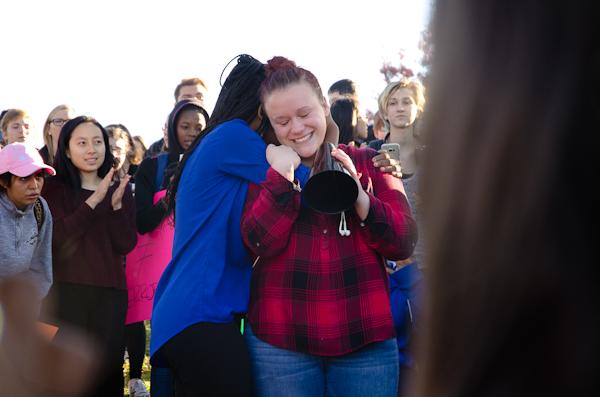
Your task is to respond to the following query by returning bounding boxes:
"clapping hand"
[111,175,131,211]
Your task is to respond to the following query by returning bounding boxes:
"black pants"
[125,321,147,379]
[159,322,254,397]
[48,282,127,397]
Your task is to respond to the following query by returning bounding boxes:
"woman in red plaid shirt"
[241,56,418,397]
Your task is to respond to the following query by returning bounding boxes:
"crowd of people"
[1,0,597,396]
[1,60,420,397]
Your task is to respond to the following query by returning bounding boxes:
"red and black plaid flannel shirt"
[242,144,417,356]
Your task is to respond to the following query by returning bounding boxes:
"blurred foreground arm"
[0,277,96,397]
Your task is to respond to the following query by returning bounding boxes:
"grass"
[123,321,152,396]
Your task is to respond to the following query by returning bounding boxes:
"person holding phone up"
[368,79,427,395]
[369,78,426,249]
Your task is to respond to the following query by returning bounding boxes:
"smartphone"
[380,143,401,162]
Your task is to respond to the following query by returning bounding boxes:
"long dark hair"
[330,98,356,145]
[414,1,598,396]
[166,54,266,216]
[53,116,114,190]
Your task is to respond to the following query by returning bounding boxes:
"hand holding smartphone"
[373,142,403,179]
[380,143,401,162]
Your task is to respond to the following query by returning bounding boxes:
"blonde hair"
[43,104,74,165]
[378,79,426,134]
[131,135,147,165]
[1,109,29,135]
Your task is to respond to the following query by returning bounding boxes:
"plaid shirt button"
[322,229,328,234]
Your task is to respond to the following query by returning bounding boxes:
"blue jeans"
[245,325,399,397]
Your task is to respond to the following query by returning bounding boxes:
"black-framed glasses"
[50,118,69,127]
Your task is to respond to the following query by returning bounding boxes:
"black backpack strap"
[33,198,45,232]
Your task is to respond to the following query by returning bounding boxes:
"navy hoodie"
[134,100,208,234]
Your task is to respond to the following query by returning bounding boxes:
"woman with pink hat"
[0,142,55,298]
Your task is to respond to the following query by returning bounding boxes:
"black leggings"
[125,321,147,379]
[158,322,254,397]
[48,282,127,397]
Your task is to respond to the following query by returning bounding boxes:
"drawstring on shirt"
[338,211,351,237]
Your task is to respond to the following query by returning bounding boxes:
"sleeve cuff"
[262,168,302,207]
[264,168,301,195]
[110,207,124,216]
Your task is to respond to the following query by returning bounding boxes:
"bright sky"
[1,0,431,148]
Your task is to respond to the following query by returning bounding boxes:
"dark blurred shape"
[0,277,96,397]
[330,98,357,145]
[412,1,599,397]
[303,142,358,214]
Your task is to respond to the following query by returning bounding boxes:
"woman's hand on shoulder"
[266,144,300,182]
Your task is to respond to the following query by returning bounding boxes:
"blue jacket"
[150,119,309,359]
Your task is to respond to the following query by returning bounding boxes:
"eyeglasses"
[50,118,69,127]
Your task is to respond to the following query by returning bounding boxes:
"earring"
[257,105,264,121]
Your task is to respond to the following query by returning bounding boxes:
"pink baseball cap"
[0,143,56,177]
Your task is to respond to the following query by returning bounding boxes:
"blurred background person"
[1,109,33,145]
[370,79,426,265]
[368,78,427,395]
[330,97,362,145]
[135,100,208,236]
[106,124,136,180]
[412,1,599,396]
[146,77,208,159]
[106,123,149,397]
[39,104,77,165]
[328,78,359,104]
[174,77,208,104]
[131,135,147,171]
[145,118,169,159]
[328,78,368,142]
[372,110,386,141]
[0,109,10,148]
[370,79,426,177]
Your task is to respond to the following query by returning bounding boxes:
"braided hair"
[166,54,266,217]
